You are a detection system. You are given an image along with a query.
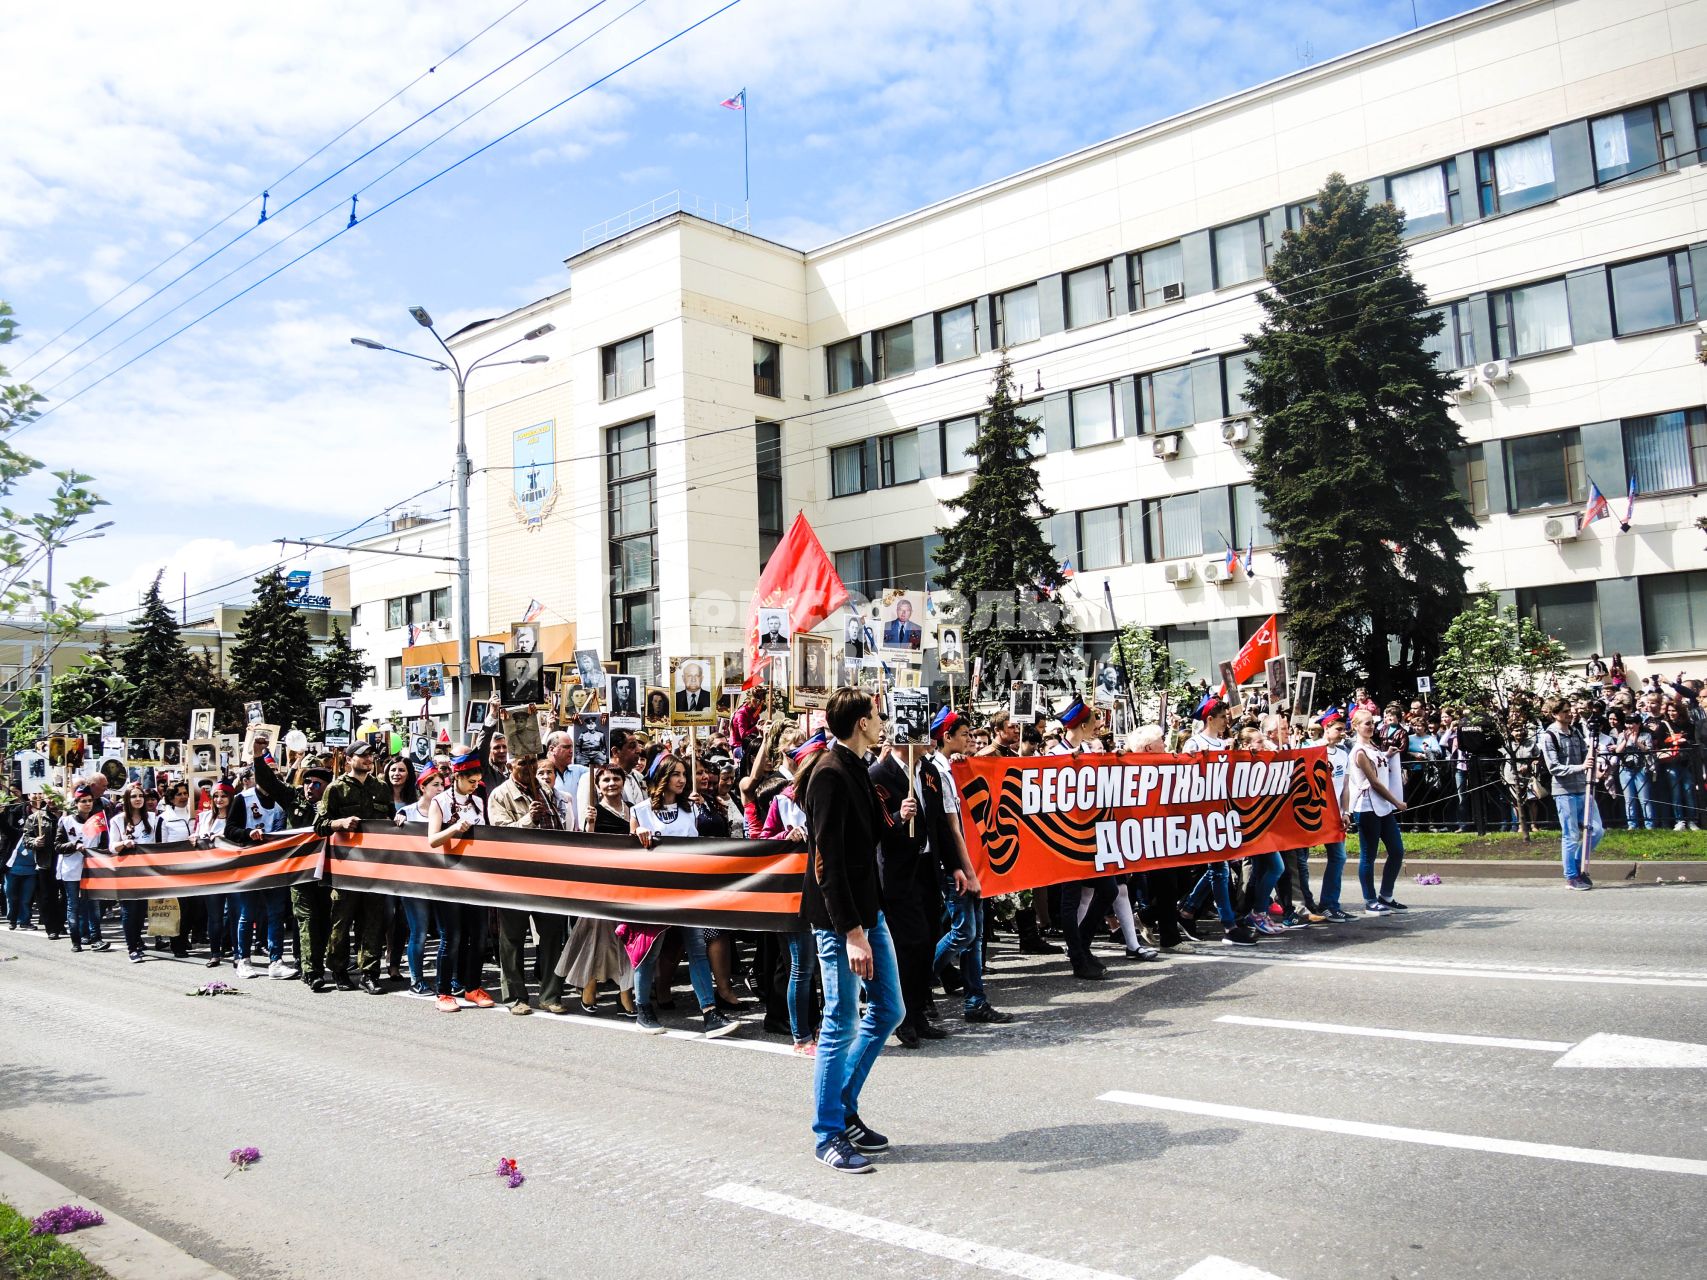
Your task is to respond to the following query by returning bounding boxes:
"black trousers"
[1061,879,1115,969]
[35,866,65,935]
[1137,867,1185,946]
[883,866,936,1031]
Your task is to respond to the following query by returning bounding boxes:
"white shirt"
[237,788,284,835]
[193,807,229,844]
[156,805,195,844]
[431,789,485,830]
[632,800,699,838]
[1347,740,1398,815]
[1182,731,1231,753]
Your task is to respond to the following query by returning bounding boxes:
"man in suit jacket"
[882,598,921,650]
[674,663,711,713]
[800,688,905,1174]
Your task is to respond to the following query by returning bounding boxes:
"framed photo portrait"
[877,589,927,655]
[161,740,183,768]
[510,623,540,656]
[574,713,609,768]
[843,609,877,661]
[720,650,745,695]
[1291,670,1317,729]
[477,641,504,677]
[187,739,220,774]
[790,633,833,711]
[756,607,790,656]
[189,708,215,741]
[607,673,642,730]
[244,700,265,726]
[936,626,965,674]
[320,698,353,747]
[465,699,490,733]
[501,651,545,708]
[888,688,931,745]
[1093,659,1124,707]
[643,686,672,728]
[574,649,604,689]
[670,657,717,726]
[1009,680,1037,723]
[1264,655,1290,711]
[1217,660,1240,712]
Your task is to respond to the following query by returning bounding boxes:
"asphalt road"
[3,879,1705,1280]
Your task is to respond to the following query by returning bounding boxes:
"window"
[753,338,780,397]
[1231,483,1273,548]
[1140,364,1194,433]
[1591,101,1678,186]
[1065,263,1112,328]
[1221,351,1256,416]
[826,337,866,394]
[385,590,450,628]
[385,657,403,689]
[1695,88,1707,154]
[1449,445,1490,517]
[1388,160,1461,237]
[1143,493,1203,561]
[1284,199,1319,231]
[1159,624,1211,682]
[1505,428,1585,511]
[1070,384,1117,448]
[1475,134,1557,216]
[1212,215,1273,286]
[1076,505,1131,571]
[830,443,867,497]
[1492,278,1572,358]
[1132,241,1184,309]
[607,419,657,671]
[941,415,978,474]
[387,597,405,629]
[601,332,654,400]
[838,540,927,600]
[755,423,782,565]
[1624,408,1707,495]
[1423,299,1478,369]
[995,284,1040,346]
[1516,583,1601,658]
[878,431,919,487]
[1610,251,1697,336]
[874,322,914,381]
[937,303,977,363]
[1642,570,1707,654]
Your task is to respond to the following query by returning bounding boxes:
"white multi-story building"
[430,0,1707,702]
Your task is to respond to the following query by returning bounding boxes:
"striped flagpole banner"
[80,830,326,901]
[329,824,807,932]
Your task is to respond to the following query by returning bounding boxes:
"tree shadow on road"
[886,1120,1239,1174]
[0,1064,141,1112]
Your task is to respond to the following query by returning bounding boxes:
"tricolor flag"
[521,598,544,624]
[406,623,422,647]
[1579,481,1610,532]
[1619,478,1637,533]
[720,90,745,111]
[1060,558,1076,580]
[1223,542,1238,575]
[1242,535,1255,578]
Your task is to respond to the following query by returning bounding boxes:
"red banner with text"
[950,748,1345,895]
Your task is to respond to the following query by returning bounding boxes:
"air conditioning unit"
[1450,371,1478,401]
[1480,359,1512,386]
[1201,560,1234,584]
[1153,432,1181,459]
[1163,561,1196,585]
[1161,282,1185,303]
[1220,416,1252,445]
[1543,516,1580,542]
[433,619,451,636]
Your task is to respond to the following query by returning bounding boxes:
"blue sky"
[2,0,1472,620]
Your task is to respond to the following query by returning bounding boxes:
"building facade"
[440,0,1707,698]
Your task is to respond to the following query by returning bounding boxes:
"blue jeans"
[400,898,432,990]
[1185,863,1239,926]
[120,900,147,953]
[784,930,815,1043]
[932,882,985,1007]
[1318,841,1347,911]
[4,871,35,927]
[1620,766,1654,829]
[1355,811,1404,903]
[1661,764,1695,827]
[634,927,717,1012]
[436,904,487,996]
[1242,850,1284,916]
[811,914,904,1145]
[237,889,291,962]
[204,893,233,957]
[63,880,101,942]
[1554,792,1603,880]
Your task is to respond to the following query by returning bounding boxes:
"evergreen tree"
[229,569,317,732]
[310,622,372,721]
[116,572,189,737]
[153,648,247,741]
[934,355,1078,691]
[1244,173,1472,693]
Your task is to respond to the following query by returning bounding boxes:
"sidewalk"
[1402,858,1707,883]
[0,1147,235,1280]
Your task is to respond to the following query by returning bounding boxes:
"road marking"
[1215,1014,1572,1052]
[1099,1092,1707,1177]
[1173,1260,1285,1280]
[1175,953,1707,988]
[707,1182,1138,1280]
[1554,1032,1707,1069]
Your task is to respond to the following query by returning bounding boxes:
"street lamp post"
[36,521,114,736]
[351,314,552,732]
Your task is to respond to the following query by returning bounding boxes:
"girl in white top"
[427,764,485,847]
[110,784,161,963]
[631,753,701,845]
[194,785,234,846]
[155,778,196,844]
[1346,708,1409,914]
[397,766,444,825]
[427,754,494,1012]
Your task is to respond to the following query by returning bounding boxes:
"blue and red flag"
[720,90,745,111]
[1619,478,1637,532]
[1579,482,1610,531]
[1224,542,1238,575]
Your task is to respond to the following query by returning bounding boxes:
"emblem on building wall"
[510,420,558,531]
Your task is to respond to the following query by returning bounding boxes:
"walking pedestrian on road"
[1538,695,1602,890]
[1347,708,1408,913]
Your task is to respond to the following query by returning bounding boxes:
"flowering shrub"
[29,1205,104,1236]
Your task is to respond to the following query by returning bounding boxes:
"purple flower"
[228,1146,262,1171]
[494,1157,524,1188]
[29,1204,104,1236]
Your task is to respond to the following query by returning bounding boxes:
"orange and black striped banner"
[952,748,1346,895]
[326,824,808,931]
[80,831,326,900]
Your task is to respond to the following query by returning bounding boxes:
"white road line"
[706,1182,1137,1280]
[1099,1092,1707,1178]
[1215,1014,1572,1052]
[1175,953,1707,988]
[1173,1260,1285,1280]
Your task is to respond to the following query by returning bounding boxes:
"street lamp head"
[409,306,434,329]
[519,354,549,365]
[523,323,555,341]
[350,337,385,350]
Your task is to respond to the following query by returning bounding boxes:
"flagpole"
[1102,579,1142,730]
[741,87,750,208]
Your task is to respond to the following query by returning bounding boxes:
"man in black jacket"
[868,744,940,1048]
[800,688,905,1174]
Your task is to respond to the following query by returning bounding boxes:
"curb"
[1402,858,1707,883]
[0,1146,236,1280]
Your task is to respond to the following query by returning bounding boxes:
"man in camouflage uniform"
[316,742,393,994]
[253,742,336,991]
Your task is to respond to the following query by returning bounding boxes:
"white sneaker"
[268,960,298,980]
[235,959,262,979]
[1690,823,1701,832]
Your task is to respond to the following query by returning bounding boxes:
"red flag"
[744,513,848,688]
[1221,613,1280,693]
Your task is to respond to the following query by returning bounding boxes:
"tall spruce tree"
[230,569,317,733]
[310,622,371,721]
[934,355,1077,691]
[116,572,189,737]
[1244,173,1472,692]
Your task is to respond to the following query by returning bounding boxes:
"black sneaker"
[843,1114,890,1152]
[815,1134,874,1174]
[1579,872,1594,887]
[964,1001,1012,1024]
[1070,961,1107,981]
[1221,925,1259,946]
[90,940,111,952]
[332,971,357,991]
[916,1020,948,1040]
[895,1025,920,1049]
[129,951,145,964]
[1378,897,1409,911]
[702,1008,739,1039]
[1566,875,1591,891]
[937,964,966,996]
[1323,908,1352,923]
[636,1005,666,1034]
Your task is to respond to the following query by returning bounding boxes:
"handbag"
[145,898,182,937]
